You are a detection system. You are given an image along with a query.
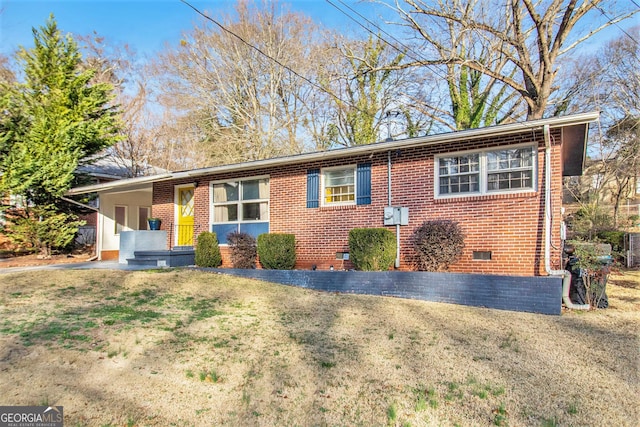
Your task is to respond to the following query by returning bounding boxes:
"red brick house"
[67,112,598,276]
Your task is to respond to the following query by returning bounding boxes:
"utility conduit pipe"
[388,151,400,268]
[542,125,589,310]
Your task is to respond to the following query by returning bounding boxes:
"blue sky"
[0,0,385,57]
[1,0,636,61]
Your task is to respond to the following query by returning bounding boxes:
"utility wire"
[325,0,449,81]
[594,5,640,48]
[179,0,367,114]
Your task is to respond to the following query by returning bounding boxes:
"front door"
[177,186,195,246]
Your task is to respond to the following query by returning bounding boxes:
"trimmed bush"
[257,233,296,270]
[596,230,625,256]
[348,228,396,271]
[227,231,257,269]
[195,231,222,268]
[411,220,465,271]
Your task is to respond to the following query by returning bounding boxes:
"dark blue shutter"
[307,169,319,208]
[356,163,371,205]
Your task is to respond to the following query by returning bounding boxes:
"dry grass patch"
[0,268,638,426]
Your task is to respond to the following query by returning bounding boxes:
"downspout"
[60,196,100,261]
[542,125,589,310]
[388,151,400,268]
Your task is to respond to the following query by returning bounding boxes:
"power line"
[324,0,454,126]
[594,5,640,47]
[325,0,449,80]
[179,0,367,115]
[180,1,319,93]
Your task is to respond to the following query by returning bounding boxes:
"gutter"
[542,125,589,310]
[67,112,600,196]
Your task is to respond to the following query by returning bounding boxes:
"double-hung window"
[307,163,371,208]
[438,154,480,195]
[436,145,536,197]
[324,167,356,205]
[486,147,534,191]
[211,177,269,244]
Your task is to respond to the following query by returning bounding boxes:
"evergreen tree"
[0,15,120,256]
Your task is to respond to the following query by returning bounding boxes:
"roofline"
[66,111,599,196]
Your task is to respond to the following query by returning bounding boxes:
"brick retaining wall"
[209,269,563,315]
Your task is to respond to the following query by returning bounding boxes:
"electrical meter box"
[384,206,409,226]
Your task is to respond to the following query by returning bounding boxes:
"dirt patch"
[0,252,93,268]
[0,269,638,426]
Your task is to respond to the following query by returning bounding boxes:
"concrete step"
[126,258,165,267]
[128,249,196,267]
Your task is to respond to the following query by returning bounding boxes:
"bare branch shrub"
[411,220,465,271]
[227,231,257,269]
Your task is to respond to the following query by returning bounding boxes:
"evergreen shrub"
[195,231,222,268]
[348,228,396,271]
[257,233,296,270]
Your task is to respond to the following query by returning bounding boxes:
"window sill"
[434,190,537,203]
[319,204,357,211]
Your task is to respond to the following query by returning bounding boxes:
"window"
[436,145,536,197]
[438,154,480,195]
[324,167,355,205]
[138,207,150,230]
[487,148,534,191]
[307,163,371,208]
[211,177,269,244]
[114,205,127,234]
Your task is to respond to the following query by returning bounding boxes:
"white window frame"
[435,144,537,198]
[321,165,357,207]
[210,175,270,244]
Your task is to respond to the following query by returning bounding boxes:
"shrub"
[411,220,465,271]
[596,230,625,255]
[348,228,396,271]
[257,233,296,269]
[227,231,257,269]
[195,231,222,268]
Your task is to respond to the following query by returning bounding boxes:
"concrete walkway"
[0,261,163,274]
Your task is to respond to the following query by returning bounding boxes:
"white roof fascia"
[66,112,599,196]
[66,173,173,196]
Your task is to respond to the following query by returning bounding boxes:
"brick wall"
[152,128,566,276]
[208,269,563,315]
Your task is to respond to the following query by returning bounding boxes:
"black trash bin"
[564,245,612,309]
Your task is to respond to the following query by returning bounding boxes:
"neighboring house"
[563,158,640,230]
[67,112,598,275]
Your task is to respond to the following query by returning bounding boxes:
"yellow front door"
[177,186,195,246]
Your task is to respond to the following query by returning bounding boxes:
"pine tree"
[0,15,120,257]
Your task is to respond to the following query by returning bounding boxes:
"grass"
[0,268,637,426]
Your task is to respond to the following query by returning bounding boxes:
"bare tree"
[563,28,639,228]
[78,33,162,177]
[317,34,434,147]
[383,0,638,120]
[152,0,326,166]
